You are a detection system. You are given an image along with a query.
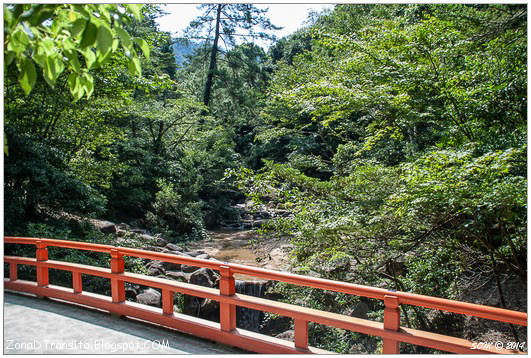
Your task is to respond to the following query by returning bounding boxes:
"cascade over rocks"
[90,217,284,336]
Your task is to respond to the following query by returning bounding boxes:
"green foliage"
[4,4,148,99]
[146,179,206,242]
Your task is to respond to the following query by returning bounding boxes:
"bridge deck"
[3,292,245,354]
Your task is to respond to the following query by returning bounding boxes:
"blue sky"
[155,4,334,44]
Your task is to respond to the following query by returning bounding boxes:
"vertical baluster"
[383,295,400,354]
[162,289,174,315]
[9,263,17,281]
[36,241,49,287]
[110,249,125,303]
[294,319,309,350]
[73,272,82,294]
[219,265,236,332]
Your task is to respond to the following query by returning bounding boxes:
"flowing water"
[186,229,290,332]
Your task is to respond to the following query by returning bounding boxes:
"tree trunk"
[203,4,222,107]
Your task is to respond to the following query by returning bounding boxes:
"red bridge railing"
[4,236,527,354]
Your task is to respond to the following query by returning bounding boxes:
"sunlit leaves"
[4,4,149,100]
[128,57,141,77]
[134,37,150,59]
[17,56,36,95]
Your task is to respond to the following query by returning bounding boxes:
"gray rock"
[186,250,207,257]
[275,330,294,342]
[181,264,199,273]
[117,223,130,230]
[95,221,116,234]
[136,288,161,307]
[153,237,168,246]
[162,249,188,256]
[189,268,216,287]
[146,260,165,276]
[196,253,210,260]
[165,243,183,251]
[161,261,181,271]
[166,271,190,282]
[115,229,127,237]
[143,245,164,252]
[131,228,147,234]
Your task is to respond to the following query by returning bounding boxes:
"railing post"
[383,295,400,354]
[36,241,49,287]
[162,289,174,316]
[9,263,17,281]
[219,265,236,332]
[110,249,125,303]
[294,319,309,350]
[73,272,82,294]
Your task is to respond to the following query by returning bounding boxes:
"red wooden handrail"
[3,236,527,354]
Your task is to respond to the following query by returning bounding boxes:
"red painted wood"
[162,289,173,315]
[73,272,82,294]
[9,263,17,281]
[35,241,49,287]
[294,319,308,349]
[383,295,400,354]
[110,249,125,303]
[219,265,236,332]
[4,280,330,354]
[3,237,527,354]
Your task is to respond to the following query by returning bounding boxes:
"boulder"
[153,236,168,247]
[136,288,161,307]
[115,229,127,237]
[117,223,130,230]
[189,268,216,287]
[275,330,295,342]
[125,284,139,300]
[181,264,199,273]
[95,220,116,234]
[166,271,190,282]
[162,249,188,256]
[165,243,183,251]
[195,253,210,260]
[139,234,167,247]
[146,260,165,276]
[143,245,164,252]
[131,228,147,235]
[161,261,181,271]
[186,250,207,257]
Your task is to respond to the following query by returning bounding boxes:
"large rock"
[146,260,165,276]
[166,271,190,282]
[143,245,164,252]
[275,330,295,342]
[181,264,199,273]
[116,223,130,230]
[162,249,188,256]
[165,243,183,251]
[125,284,140,300]
[189,268,217,287]
[136,288,161,307]
[139,234,167,247]
[186,250,207,257]
[94,220,116,234]
[161,261,181,271]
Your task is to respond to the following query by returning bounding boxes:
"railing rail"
[4,236,527,354]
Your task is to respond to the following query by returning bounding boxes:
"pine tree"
[184,4,280,107]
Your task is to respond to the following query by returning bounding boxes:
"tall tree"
[184,4,280,107]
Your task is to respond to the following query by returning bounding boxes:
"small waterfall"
[235,280,269,332]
